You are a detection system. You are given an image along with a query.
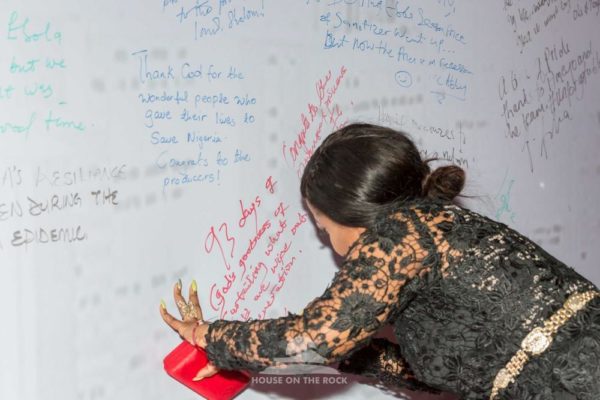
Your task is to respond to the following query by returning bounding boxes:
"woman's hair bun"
[422,165,465,200]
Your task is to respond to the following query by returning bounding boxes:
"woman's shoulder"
[387,197,510,228]
[383,196,467,224]
[366,197,513,255]
[347,197,457,253]
[346,196,507,257]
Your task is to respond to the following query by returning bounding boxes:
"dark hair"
[300,123,465,227]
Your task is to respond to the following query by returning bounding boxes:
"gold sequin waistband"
[490,290,600,400]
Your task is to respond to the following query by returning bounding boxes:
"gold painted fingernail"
[177,278,182,290]
[160,299,167,309]
[191,280,197,292]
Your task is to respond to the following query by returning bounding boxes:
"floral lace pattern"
[337,337,441,394]
[204,197,600,399]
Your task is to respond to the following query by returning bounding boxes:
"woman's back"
[373,197,600,399]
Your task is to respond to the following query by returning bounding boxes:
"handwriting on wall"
[0,164,125,250]
[307,1,472,105]
[161,0,266,40]
[498,37,600,171]
[376,106,476,169]
[205,175,309,320]
[206,66,348,321]
[283,66,348,179]
[495,169,517,223]
[502,0,600,52]
[132,50,254,191]
[0,11,120,251]
[1,11,86,135]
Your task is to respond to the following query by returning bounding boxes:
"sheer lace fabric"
[204,198,600,399]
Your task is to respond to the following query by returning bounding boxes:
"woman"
[160,123,600,399]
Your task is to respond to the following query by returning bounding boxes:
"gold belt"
[490,290,600,400]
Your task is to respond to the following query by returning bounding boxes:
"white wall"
[1,1,599,399]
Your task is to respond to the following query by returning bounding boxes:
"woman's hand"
[160,279,219,381]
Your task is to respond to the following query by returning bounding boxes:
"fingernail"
[191,279,197,292]
[177,278,182,290]
[160,299,167,309]
[192,376,204,382]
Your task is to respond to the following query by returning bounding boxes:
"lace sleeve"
[203,210,434,372]
[338,338,441,394]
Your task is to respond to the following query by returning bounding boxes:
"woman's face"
[306,200,365,257]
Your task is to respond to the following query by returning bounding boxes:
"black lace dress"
[203,197,600,399]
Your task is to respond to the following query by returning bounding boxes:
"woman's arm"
[202,213,431,372]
